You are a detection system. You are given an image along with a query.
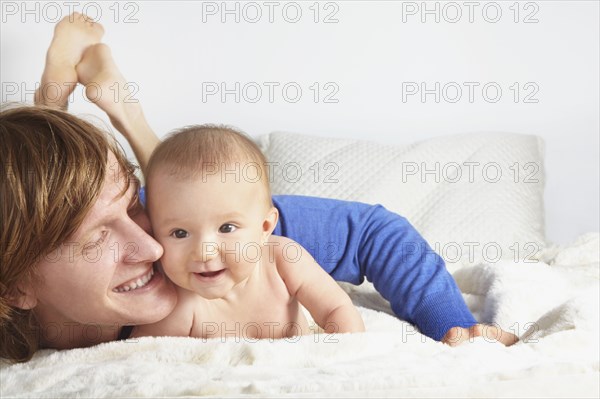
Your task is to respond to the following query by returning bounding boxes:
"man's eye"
[171,229,189,239]
[83,231,108,252]
[219,224,236,233]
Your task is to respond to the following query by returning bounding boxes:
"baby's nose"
[195,240,220,262]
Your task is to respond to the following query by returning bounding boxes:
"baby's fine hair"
[146,124,272,204]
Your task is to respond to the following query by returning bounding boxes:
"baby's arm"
[271,236,365,334]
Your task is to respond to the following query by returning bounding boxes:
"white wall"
[1,0,598,245]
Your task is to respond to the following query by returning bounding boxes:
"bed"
[2,132,598,398]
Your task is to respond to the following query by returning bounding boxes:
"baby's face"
[147,168,275,299]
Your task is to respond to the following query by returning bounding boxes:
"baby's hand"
[442,324,519,347]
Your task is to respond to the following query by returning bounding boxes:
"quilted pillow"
[257,132,546,271]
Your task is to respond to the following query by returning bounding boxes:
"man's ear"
[8,283,38,310]
[261,206,279,242]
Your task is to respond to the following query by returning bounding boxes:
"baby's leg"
[34,12,104,109]
[76,44,159,173]
[76,43,136,128]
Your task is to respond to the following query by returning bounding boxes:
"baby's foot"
[35,12,104,109]
[76,43,142,130]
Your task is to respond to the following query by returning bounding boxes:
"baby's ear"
[262,206,279,240]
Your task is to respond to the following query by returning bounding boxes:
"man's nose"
[125,212,164,263]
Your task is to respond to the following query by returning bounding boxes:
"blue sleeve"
[272,194,477,341]
[140,186,146,205]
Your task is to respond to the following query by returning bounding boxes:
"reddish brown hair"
[0,105,137,362]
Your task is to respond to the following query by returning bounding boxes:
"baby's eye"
[171,229,189,239]
[219,224,236,234]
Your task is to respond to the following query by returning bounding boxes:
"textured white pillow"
[257,132,547,272]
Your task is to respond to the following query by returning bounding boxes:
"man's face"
[30,156,177,338]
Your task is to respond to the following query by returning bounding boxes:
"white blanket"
[2,234,599,398]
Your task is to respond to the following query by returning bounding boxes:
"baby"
[133,126,365,340]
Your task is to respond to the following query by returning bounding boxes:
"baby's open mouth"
[197,270,225,278]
